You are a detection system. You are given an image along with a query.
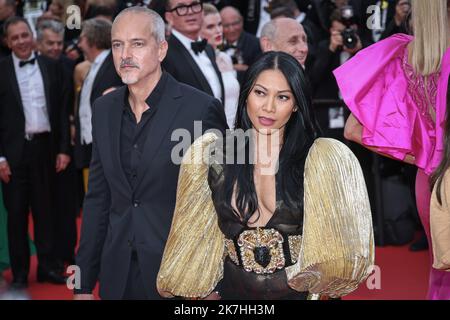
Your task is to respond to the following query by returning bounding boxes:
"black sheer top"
[207,159,308,300]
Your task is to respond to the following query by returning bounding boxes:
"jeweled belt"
[224,227,302,274]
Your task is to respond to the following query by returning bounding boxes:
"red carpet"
[1,219,430,300]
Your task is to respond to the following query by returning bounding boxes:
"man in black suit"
[220,6,262,84]
[0,16,70,289]
[74,18,122,171]
[163,0,225,103]
[36,18,81,270]
[74,7,227,300]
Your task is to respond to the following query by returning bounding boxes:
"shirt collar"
[171,29,202,52]
[124,71,169,113]
[12,51,36,69]
[92,49,110,67]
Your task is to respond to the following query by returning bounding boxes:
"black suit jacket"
[0,55,70,165]
[75,73,228,299]
[74,51,123,169]
[162,33,225,104]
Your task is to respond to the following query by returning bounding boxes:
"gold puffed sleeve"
[157,132,224,298]
[286,138,374,298]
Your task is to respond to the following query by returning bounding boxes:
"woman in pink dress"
[334,0,450,299]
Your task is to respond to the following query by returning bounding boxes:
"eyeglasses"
[167,1,203,16]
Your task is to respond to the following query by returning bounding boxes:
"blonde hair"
[411,0,449,76]
[203,3,219,16]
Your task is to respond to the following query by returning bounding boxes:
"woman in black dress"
[157,51,374,300]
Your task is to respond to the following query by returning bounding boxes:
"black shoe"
[10,276,28,290]
[37,268,67,285]
[409,234,429,251]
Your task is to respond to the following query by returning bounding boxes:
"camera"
[340,5,358,49]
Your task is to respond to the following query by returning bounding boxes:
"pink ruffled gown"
[333,33,450,300]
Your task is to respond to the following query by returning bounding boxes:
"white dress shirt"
[171,29,222,101]
[216,51,239,129]
[12,52,51,135]
[79,50,110,145]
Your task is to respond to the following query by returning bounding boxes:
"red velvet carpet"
[1,219,430,300]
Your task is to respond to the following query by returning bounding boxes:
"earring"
[293,106,298,112]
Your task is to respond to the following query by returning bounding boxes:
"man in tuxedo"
[36,19,81,270]
[0,16,70,289]
[163,0,225,103]
[220,6,262,83]
[74,7,227,300]
[74,18,122,172]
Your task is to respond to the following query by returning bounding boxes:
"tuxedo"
[74,51,122,169]
[223,30,262,84]
[0,54,70,279]
[162,33,225,104]
[75,72,228,299]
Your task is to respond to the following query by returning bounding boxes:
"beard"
[121,74,139,85]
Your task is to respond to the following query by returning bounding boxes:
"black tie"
[191,39,207,55]
[222,43,237,51]
[19,58,36,68]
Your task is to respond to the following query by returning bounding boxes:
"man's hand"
[56,154,71,173]
[0,160,11,183]
[73,294,95,300]
[329,30,343,52]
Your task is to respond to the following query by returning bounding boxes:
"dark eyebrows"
[254,83,292,94]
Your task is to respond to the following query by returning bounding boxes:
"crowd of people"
[0,0,448,300]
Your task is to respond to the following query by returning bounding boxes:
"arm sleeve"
[430,171,450,271]
[286,138,375,298]
[74,101,111,294]
[157,132,225,298]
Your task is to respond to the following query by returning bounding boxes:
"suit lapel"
[134,75,183,190]
[109,86,132,193]
[205,45,225,104]
[37,56,52,116]
[170,35,214,96]
[7,56,25,113]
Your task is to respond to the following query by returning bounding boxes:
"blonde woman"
[200,3,240,129]
[334,0,450,299]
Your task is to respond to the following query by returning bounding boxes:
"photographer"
[310,8,362,100]
[307,7,362,141]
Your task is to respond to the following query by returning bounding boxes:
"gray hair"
[36,19,65,42]
[81,18,112,49]
[260,20,277,41]
[114,6,165,43]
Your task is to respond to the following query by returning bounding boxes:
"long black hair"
[430,76,450,204]
[220,51,320,225]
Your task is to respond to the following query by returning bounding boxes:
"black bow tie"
[191,39,207,54]
[222,43,238,51]
[19,58,36,68]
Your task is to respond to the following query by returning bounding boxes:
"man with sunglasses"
[163,0,225,105]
